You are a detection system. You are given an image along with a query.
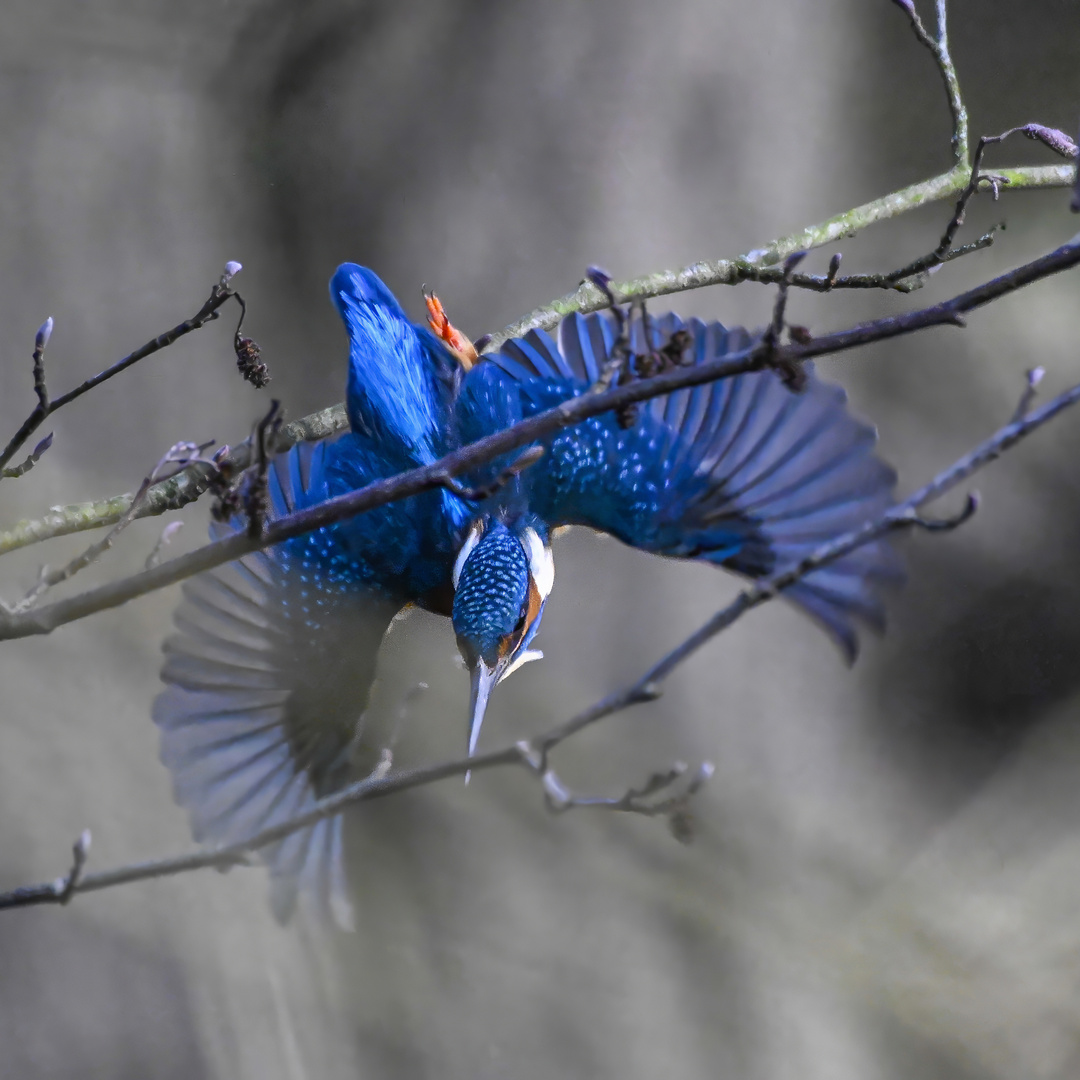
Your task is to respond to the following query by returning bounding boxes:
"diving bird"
[153,264,900,927]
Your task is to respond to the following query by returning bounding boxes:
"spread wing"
[465,311,901,660]
[153,440,402,928]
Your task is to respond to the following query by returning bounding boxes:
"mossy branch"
[0,404,348,556]
[0,0,1076,557]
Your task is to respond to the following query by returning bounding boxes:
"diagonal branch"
[487,0,1080,349]
[0,404,348,557]
[486,161,1072,350]
[2,441,213,614]
[2,0,1075,556]
[3,365,1079,912]
[0,234,1078,642]
[0,264,246,478]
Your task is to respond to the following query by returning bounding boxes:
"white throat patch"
[452,520,484,589]
[520,526,555,600]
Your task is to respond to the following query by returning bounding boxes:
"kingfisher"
[153,264,899,927]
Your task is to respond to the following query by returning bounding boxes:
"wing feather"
[154,438,402,927]
[473,311,900,659]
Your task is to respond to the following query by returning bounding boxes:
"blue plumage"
[154,266,900,927]
[452,522,530,667]
[330,263,456,466]
[472,311,899,656]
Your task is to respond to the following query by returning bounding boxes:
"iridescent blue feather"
[470,310,900,659]
[330,263,457,466]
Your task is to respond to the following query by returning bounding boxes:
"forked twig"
[0,263,246,478]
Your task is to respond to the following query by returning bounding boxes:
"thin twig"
[3,442,211,613]
[243,400,282,539]
[0,264,245,476]
[585,266,630,393]
[4,366,1080,911]
[0,434,53,480]
[856,119,1074,290]
[144,521,183,570]
[0,235,1078,641]
[1012,366,1045,423]
[537,757,715,843]
[0,404,349,557]
[734,226,999,295]
[891,0,968,164]
[761,252,808,388]
[32,318,51,411]
[53,830,91,905]
[438,445,545,502]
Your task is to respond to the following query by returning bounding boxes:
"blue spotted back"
[465,311,901,660]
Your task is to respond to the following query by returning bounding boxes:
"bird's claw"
[424,289,480,370]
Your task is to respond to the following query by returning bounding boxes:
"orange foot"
[424,289,479,370]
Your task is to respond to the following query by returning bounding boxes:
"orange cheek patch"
[523,577,543,633]
[498,578,543,662]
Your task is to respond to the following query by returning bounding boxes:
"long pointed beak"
[465,661,499,784]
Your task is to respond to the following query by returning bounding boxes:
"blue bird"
[154,264,900,926]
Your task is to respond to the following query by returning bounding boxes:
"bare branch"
[0,404,349,557]
[3,441,211,614]
[891,0,968,164]
[4,361,1080,911]
[1012,366,1046,423]
[0,264,246,478]
[0,235,1078,641]
[0,433,53,480]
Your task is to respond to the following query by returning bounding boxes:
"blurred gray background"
[1,1,1080,1077]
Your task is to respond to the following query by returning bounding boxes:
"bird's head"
[451,517,554,765]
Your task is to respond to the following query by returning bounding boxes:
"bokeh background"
[1,1,1080,1077]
